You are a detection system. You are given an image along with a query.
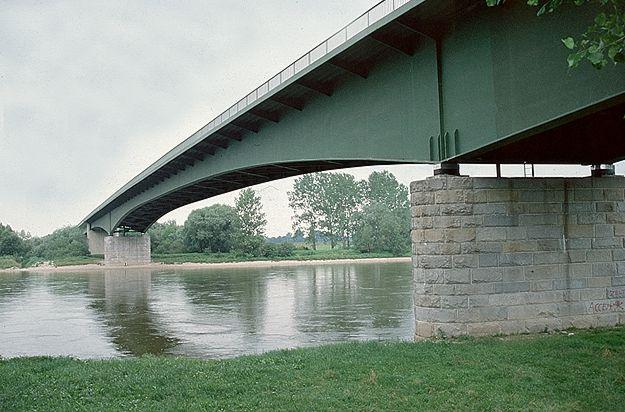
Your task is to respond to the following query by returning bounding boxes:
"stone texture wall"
[411,175,625,338]
[104,235,151,266]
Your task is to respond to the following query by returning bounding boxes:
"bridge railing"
[205,0,412,133]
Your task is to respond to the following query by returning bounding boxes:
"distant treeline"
[0,170,410,268]
[288,170,410,254]
[148,188,294,259]
[0,224,89,268]
[148,170,410,256]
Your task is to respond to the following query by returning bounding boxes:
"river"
[0,261,414,359]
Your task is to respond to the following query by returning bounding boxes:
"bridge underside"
[82,0,625,235]
[121,160,398,232]
[454,96,625,164]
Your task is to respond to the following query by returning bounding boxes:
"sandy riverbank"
[0,256,412,274]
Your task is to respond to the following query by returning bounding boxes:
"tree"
[289,172,363,249]
[352,203,411,255]
[315,173,363,248]
[352,171,411,255]
[366,171,409,211]
[183,205,240,253]
[288,175,321,250]
[0,223,29,257]
[487,0,624,69]
[235,188,267,237]
[148,220,185,254]
[30,226,89,260]
[232,188,267,256]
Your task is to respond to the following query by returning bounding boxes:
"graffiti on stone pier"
[589,299,625,314]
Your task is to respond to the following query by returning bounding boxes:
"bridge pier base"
[411,174,625,338]
[86,228,107,255]
[103,234,151,266]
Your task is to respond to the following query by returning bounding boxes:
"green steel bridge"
[81,0,625,236]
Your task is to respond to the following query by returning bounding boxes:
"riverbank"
[1,327,623,410]
[0,256,411,273]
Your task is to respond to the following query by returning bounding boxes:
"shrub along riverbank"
[0,248,408,270]
[1,327,624,410]
[152,248,404,265]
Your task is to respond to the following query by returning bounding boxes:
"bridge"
[82,0,624,240]
[82,0,625,338]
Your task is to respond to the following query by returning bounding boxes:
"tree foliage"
[289,171,410,255]
[366,171,410,211]
[232,188,268,256]
[30,226,89,260]
[288,175,321,250]
[0,223,29,257]
[314,173,363,248]
[0,223,89,264]
[352,203,410,255]
[487,0,625,69]
[352,172,411,255]
[288,173,363,249]
[235,189,267,238]
[148,220,185,254]
[183,205,240,253]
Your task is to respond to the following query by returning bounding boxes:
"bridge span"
[82,0,624,249]
[82,0,625,339]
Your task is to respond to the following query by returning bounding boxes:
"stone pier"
[103,235,151,266]
[86,229,106,255]
[411,175,625,338]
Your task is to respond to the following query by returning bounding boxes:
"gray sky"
[0,1,617,237]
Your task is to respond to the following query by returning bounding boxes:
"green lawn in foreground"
[1,327,624,411]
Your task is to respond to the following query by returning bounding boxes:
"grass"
[13,255,104,269]
[152,248,406,265]
[1,327,625,410]
[49,256,103,267]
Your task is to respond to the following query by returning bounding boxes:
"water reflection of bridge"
[87,269,180,356]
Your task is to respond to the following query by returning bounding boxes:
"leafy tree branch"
[487,0,625,68]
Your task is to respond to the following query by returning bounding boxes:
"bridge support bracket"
[433,162,460,176]
[591,164,616,177]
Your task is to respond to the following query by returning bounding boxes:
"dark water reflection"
[0,262,413,359]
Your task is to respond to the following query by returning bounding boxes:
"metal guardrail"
[205,0,412,133]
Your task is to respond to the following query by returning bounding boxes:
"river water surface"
[0,261,413,359]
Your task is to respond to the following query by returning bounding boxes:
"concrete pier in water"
[103,235,151,266]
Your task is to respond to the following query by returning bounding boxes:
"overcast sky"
[1,1,618,237]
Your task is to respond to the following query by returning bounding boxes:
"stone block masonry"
[104,235,151,266]
[411,175,625,338]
